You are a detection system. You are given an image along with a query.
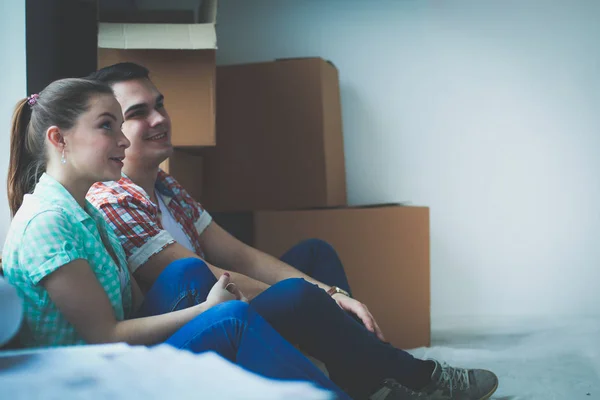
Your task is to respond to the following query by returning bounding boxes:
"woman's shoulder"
[15,194,73,225]
[3,197,76,276]
[7,195,76,245]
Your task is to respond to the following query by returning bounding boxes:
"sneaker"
[369,379,426,400]
[368,360,498,400]
[419,359,498,399]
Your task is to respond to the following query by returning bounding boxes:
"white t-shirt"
[156,192,195,253]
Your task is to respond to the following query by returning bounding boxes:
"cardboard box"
[212,205,431,349]
[200,57,347,211]
[160,149,203,201]
[97,0,217,147]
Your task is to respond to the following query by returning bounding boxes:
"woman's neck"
[45,167,92,209]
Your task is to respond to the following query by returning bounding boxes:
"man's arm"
[199,221,332,290]
[134,241,269,300]
[199,222,385,340]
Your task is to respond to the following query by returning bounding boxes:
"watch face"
[332,287,349,297]
[327,286,350,298]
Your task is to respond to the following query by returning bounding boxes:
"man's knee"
[300,238,336,254]
[168,257,216,282]
[272,278,324,304]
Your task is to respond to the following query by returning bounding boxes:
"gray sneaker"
[368,360,498,400]
[369,379,425,400]
[419,359,498,399]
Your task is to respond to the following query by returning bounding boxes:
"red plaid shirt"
[87,170,212,273]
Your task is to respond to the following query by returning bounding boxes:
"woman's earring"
[61,148,66,165]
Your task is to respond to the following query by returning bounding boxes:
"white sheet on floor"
[0,343,334,400]
[409,317,600,399]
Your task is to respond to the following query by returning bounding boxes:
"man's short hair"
[86,62,150,85]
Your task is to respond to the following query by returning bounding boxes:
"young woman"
[1,78,350,399]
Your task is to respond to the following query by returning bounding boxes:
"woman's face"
[63,94,130,183]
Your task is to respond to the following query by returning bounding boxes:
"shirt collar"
[118,171,175,201]
[155,170,175,198]
[34,173,96,222]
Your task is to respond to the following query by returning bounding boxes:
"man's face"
[111,78,173,171]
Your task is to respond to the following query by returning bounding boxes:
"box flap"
[274,57,337,69]
[275,57,323,62]
[212,203,420,214]
[292,202,415,211]
[99,22,217,50]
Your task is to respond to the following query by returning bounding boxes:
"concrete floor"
[409,316,600,399]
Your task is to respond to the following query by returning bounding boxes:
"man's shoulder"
[87,178,150,208]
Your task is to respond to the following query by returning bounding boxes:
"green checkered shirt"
[2,173,133,347]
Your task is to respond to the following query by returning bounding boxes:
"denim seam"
[178,317,248,349]
[169,289,199,312]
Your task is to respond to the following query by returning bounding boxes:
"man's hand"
[332,293,386,342]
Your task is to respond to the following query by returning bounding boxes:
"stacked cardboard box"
[212,206,430,349]
[201,58,347,211]
[206,59,431,349]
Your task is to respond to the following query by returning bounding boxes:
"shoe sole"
[479,380,499,400]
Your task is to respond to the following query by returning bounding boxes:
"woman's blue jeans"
[136,288,350,399]
[137,239,428,399]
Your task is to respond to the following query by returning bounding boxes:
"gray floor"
[408,316,600,399]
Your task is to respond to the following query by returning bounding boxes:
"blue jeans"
[279,239,353,296]
[140,239,430,399]
[137,283,350,399]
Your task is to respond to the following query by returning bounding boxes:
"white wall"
[0,0,27,247]
[214,0,600,321]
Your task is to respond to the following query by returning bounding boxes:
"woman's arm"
[135,242,269,300]
[43,259,236,345]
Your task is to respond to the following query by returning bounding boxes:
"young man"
[85,63,498,399]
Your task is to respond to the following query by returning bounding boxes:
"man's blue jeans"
[137,239,429,399]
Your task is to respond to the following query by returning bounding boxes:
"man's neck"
[122,165,160,203]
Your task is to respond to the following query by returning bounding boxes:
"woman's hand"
[205,273,248,308]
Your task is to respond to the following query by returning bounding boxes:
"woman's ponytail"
[7,98,38,217]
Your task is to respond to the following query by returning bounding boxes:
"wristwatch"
[326,286,351,298]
